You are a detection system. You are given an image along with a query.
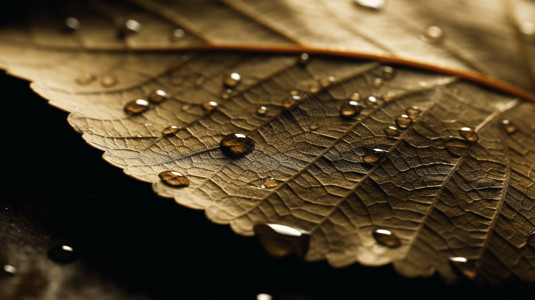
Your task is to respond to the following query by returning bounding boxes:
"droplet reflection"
[449,256,477,280]
[159,171,190,187]
[384,126,400,137]
[224,72,241,88]
[459,127,478,142]
[501,119,517,134]
[124,99,150,115]
[395,114,412,129]
[373,229,401,248]
[340,100,362,119]
[148,89,169,103]
[162,125,179,136]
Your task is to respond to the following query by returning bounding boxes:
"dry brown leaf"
[0,0,535,287]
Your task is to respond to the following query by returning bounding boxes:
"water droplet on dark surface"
[170,28,186,41]
[119,19,141,37]
[365,95,379,106]
[373,77,383,88]
[148,89,169,103]
[319,76,336,88]
[384,126,400,137]
[159,171,190,187]
[405,106,421,118]
[262,177,279,188]
[75,73,96,85]
[309,122,319,131]
[395,114,412,129]
[224,72,241,88]
[297,53,310,65]
[501,119,517,134]
[254,223,309,258]
[444,138,468,157]
[449,256,477,280]
[202,101,219,112]
[2,264,17,276]
[354,0,385,10]
[124,99,150,114]
[373,229,401,248]
[459,127,478,142]
[424,25,444,42]
[64,17,80,31]
[381,66,395,80]
[256,105,268,116]
[340,100,362,118]
[48,244,78,264]
[220,133,255,157]
[363,148,386,164]
[100,75,117,87]
[162,125,179,136]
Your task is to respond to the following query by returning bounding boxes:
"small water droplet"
[124,99,150,115]
[257,293,273,300]
[220,133,255,157]
[181,104,191,111]
[424,25,444,42]
[170,28,186,41]
[75,73,96,85]
[354,0,385,10]
[520,22,535,36]
[501,119,517,134]
[395,114,412,129]
[308,85,321,94]
[381,66,395,80]
[64,17,80,31]
[159,170,190,187]
[373,229,401,248]
[256,105,268,116]
[373,77,383,88]
[283,93,301,108]
[100,75,117,87]
[384,126,400,137]
[459,127,478,142]
[224,72,241,88]
[350,92,361,101]
[195,76,206,87]
[2,264,17,276]
[262,177,279,189]
[162,125,179,136]
[48,244,78,264]
[365,95,379,106]
[319,76,336,88]
[383,91,396,102]
[405,106,421,118]
[363,148,386,164]
[202,101,218,112]
[444,138,468,157]
[144,122,152,127]
[221,88,233,100]
[449,256,477,280]
[340,100,362,118]
[297,53,310,65]
[120,19,141,37]
[309,122,319,131]
[148,89,169,103]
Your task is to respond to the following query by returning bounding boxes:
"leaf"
[0,0,535,287]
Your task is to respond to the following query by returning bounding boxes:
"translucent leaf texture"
[0,0,535,286]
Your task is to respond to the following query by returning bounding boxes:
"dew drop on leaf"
[365,95,379,106]
[120,19,141,37]
[124,99,150,115]
[373,77,383,88]
[354,0,385,11]
[449,256,477,280]
[395,114,413,129]
[170,28,186,41]
[372,229,401,248]
[350,92,361,101]
[262,177,279,189]
[363,148,386,164]
[100,75,117,87]
[220,133,255,157]
[459,127,478,142]
[2,264,17,276]
[283,94,301,108]
[148,89,169,103]
[159,171,190,187]
[380,66,395,80]
[256,105,268,116]
[501,119,517,134]
[309,122,320,131]
[202,101,218,112]
[340,100,362,118]
[254,223,310,258]
[297,53,310,65]
[424,25,444,42]
[405,106,422,118]
[221,88,234,100]
[48,244,78,264]
[75,73,96,85]
[161,125,179,136]
[223,72,241,88]
[319,76,336,88]
[64,17,80,31]
[384,125,400,137]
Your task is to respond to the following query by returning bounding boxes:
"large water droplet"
[449,256,477,280]
[159,171,190,187]
[297,53,310,65]
[202,101,218,112]
[381,66,395,80]
[2,264,17,276]
[501,119,517,134]
[384,126,400,137]
[459,127,478,142]
[64,17,81,31]
[365,95,379,106]
[220,133,255,157]
[256,105,268,116]
[120,19,141,37]
[100,75,117,87]
[424,25,444,42]
[75,73,96,85]
[124,99,150,115]
[373,229,401,248]
[162,125,179,136]
[354,0,385,10]
[262,177,279,189]
[444,138,468,157]
[340,100,362,119]
[170,28,186,41]
[254,223,309,258]
[48,244,78,264]
[395,114,412,129]
[224,72,241,88]
[363,148,386,164]
[148,89,169,103]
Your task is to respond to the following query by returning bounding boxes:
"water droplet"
[405,106,421,118]
[501,119,517,134]
[283,94,301,108]
[224,72,241,88]
[256,105,268,116]
[381,66,395,80]
[120,19,141,37]
[459,127,478,142]
[202,101,218,112]
[384,126,400,137]
[340,100,362,118]
[75,73,96,85]
[100,75,117,87]
[350,92,361,101]
[162,125,179,136]
[373,229,401,248]
[221,88,233,100]
[2,264,17,276]
[373,77,383,88]
[148,89,169,103]
[444,138,468,157]
[424,25,444,42]
[520,22,535,36]
[181,104,191,111]
[124,99,150,115]
[170,28,186,41]
[220,133,255,157]
[365,95,379,106]
[159,170,190,187]
[308,85,321,94]
[257,293,273,300]
[395,114,412,129]
[354,0,385,10]
[195,76,206,87]
[48,244,78,264]
[254,223,309,258]
[297,53,310,65]
[262,177,279,188]
[449,256,477,280]
[319,76,336,88]
[144,122,152,127]
[64,17,80,31]
[309,122,319,131]
[363,148,386,164]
